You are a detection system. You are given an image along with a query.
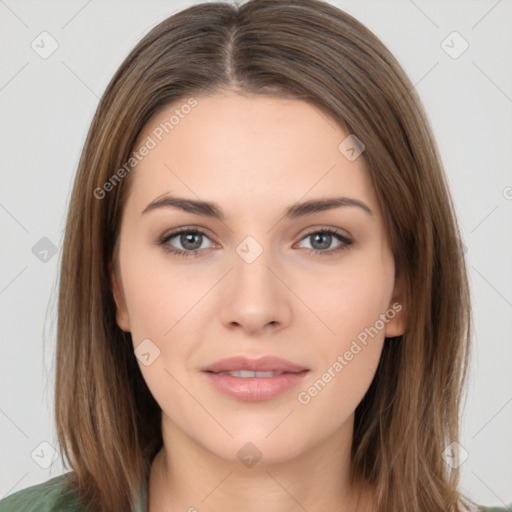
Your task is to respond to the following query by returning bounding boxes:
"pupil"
[182,233,201,250]
[312,233,330,250]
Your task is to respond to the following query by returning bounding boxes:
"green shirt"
[0,473,510,511]
[0,473,147,512]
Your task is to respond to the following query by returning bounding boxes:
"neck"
[147,413,375,512]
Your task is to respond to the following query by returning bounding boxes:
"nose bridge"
[232,234,279,300]
[219,233,290,332]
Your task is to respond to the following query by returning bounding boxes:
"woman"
[1,0,509,511]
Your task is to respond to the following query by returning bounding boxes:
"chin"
[211,438,307,468]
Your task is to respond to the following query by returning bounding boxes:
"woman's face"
[111,91,406,465]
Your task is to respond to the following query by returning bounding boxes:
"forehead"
[125,92,377,217]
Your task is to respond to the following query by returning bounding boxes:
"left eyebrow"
[285,197,373,218]
[141,194,373,220]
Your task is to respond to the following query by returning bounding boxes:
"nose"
[219,245,292,335]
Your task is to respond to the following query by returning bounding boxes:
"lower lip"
[203,370,310,401]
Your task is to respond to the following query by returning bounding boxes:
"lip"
[202,355,309,373]
[202,355,310,402]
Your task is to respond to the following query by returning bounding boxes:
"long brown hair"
[55,1,474,510]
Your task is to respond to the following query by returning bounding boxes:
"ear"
[111,266,131,332]
[384,270,407,338]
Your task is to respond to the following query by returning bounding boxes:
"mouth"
[202,355,309,374]
[201,355,310,401]
[211,370,292,378]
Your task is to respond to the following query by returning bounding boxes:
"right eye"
[158,228,216,258]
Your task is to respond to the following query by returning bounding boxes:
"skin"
[111,90,407,512]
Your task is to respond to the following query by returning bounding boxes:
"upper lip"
[202,356,309,373]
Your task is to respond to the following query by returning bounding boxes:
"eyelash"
[157,226,353,259]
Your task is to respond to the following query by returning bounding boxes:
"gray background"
[1,0,511,507]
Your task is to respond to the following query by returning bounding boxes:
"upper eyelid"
[161,226,216,243]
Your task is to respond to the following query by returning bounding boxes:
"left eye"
[158,227,352,258]
[296,228,353,255]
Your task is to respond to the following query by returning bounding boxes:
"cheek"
[119,239,213,393]
[119,235,197,341]
[295,249,393,401]
[283,283,390,459]
[308,252,394,348]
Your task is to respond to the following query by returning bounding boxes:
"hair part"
[55,1,473,510]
